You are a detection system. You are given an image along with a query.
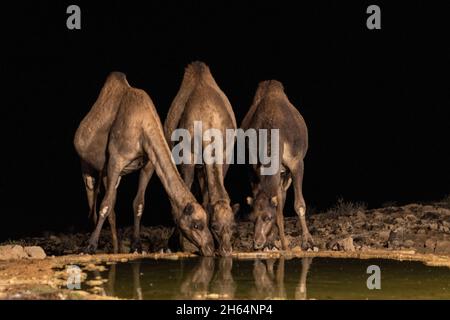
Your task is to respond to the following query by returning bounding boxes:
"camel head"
[178,202,215,256]
[247,192,278,250]
[210,201,239,256]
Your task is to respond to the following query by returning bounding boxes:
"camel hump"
[252,80,286,107]
[257,80,285,94]
[184,61,214,83]
[186,61,210,74]
[106,71,130,87]
[125,87,154,106]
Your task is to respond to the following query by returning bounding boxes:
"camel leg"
[291,160,314,250]
[281,173,292,210]
[179,164,196,252]
[86,157,126,253]
[276,187,288,250]
[108,208,119,253]
[102,176,119,253]
[131,162,155,252]
[81,161,99,225]
[274,174,291,250]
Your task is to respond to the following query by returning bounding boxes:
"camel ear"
[183,203,194,216]
[232,203,240,215]
[246,197,254,206]
[270,196,278,208]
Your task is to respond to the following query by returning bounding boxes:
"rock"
[429,222,439,231]
[417,229,426,235]
[86,280,105,286]
[388,228,404,242]
[24,246,46,259]
[394,217,405,224]
[0,245,28,260]
[49,235,61,244]
[337,237,355,252]
[373,212,384,221]
[405,214,417,222]
[387,228,404,248]
[435,240,450,254]
[422,211,440,220]
[356,211,366,220]
[424,239,436,251]
[403,240,415,248]
[422,205,436,212]
[313,247,319,252]
[378,231,391,242]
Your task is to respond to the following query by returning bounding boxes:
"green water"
[84,257,450,299]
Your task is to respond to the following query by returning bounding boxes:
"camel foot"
[130,239,143,253]
[84,243,97,254]
[301,232,314,251]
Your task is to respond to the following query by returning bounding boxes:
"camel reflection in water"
[251,258,286,299]
[97,257,312,300]
[295,257,313,300]
[178,257,216,299]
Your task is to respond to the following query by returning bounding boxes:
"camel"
[74,72,215,256]
[242,80,314,250]
[163,62,238,256]
[74,72,130,253]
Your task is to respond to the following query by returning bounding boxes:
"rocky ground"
[2,200,450,257]
[1,200,450,299]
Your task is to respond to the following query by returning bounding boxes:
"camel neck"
[204,165,230,205]
[143,115,195,218]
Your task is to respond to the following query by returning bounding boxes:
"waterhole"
[82,257,450,299]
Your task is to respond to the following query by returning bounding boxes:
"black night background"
[0,0,448,241]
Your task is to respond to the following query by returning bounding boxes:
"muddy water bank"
[3,202,450,256]
[2,202,450,299]
[1,250,450,300]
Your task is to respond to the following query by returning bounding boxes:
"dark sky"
[0,1,449,240]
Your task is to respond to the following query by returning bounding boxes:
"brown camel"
[74,72,130,253]
[164,62,237,256]
[74,72,215,256]
[242,80,313,250]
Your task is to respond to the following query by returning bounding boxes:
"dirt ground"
[1,200,450,299]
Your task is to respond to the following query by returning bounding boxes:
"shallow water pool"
[83,257,450,299]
